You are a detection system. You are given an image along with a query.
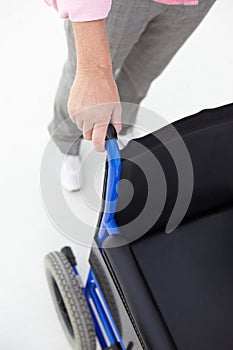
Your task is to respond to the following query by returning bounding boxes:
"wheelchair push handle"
[105,123,118,141]
[104,124,120,159]
[98,123,122,246]
[81,123,118,143]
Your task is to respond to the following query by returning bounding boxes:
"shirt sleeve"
[45,0,112,22]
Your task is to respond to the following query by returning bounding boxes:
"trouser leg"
[116,0,216,128]
[107,0,167,133]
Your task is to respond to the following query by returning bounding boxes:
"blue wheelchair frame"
[72,138,126,349]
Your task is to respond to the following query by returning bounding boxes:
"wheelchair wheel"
[45,251,96,350]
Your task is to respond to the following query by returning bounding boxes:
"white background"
[0,0,232,349]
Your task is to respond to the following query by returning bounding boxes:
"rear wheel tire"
[45,251,96,350]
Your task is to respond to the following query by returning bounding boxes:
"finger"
[68,106,77,124]
[83,120,93,140]
[111,103,122,134]
[92,121,109,152]
[74,116,83,131]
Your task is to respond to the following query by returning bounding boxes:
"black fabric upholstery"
[103,206,233,350]
[99,104,233,349]
[131,206,233,350]
[115,103,233,237]
[103,236,176,350]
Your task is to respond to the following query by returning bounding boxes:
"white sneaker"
[61,155,82,192]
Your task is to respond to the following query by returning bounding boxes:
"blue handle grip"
[98,132,122,247]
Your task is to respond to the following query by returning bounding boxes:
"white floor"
[0,1,232,349]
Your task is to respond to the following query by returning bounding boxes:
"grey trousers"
[49,0,216,155]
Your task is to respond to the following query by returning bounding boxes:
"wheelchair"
[45,103,233,350]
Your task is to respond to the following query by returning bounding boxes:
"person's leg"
[106,0,166,74]
[106,0,168,135]
[116,0,216,128]
[48,0,166,154]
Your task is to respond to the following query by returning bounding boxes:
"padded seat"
[103,206,233,350]
[132,206,233,350]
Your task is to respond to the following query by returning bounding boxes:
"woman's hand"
[68,19,122,152]
[68,67,122,152]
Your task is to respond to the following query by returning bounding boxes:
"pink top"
[45,0,198,22]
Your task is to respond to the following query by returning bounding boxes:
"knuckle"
[67,101,82,118]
